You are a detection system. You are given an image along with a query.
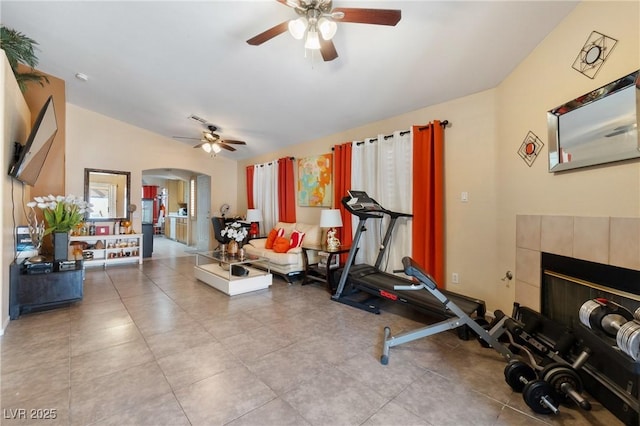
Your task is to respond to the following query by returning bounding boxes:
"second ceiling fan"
[247,0,401,61]
[173,124,246,153]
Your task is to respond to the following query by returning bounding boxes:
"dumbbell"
[539,363,591,411]
[579,298,640,360]
[504,361,559,414]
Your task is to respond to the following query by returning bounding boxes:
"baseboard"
[0,315,10,335]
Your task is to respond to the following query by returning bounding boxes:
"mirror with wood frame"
[84,168,130,221]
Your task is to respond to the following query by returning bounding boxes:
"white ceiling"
[1,1,579,160]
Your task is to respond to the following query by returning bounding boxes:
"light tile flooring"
[1,238,624,425]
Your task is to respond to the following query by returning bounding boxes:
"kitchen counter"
[165,215,188,244]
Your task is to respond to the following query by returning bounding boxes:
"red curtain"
[412,122,445,287]
[277,157,296,222]
[246,166,255,209]
[333,142,353,260]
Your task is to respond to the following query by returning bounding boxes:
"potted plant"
[0,25,49,92]
[220,221,248,255]
[27,195,92,261]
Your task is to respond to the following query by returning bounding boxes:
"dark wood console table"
[301,244,352,293]
[9,260,84,320]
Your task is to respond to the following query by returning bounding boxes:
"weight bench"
[380,256,515,365]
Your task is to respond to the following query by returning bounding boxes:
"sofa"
[243,221,322,282]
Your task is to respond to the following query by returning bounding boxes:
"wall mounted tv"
[8,95,58,186]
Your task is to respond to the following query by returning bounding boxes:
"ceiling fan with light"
[247,0,401,61]
[173,118,246,154]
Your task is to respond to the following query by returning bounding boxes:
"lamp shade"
[320,209,343,228]
[246,209,263,223]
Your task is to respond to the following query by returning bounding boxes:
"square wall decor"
[572,31,617,79]
[297,154,332,207]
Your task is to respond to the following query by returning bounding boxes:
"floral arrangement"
[221,221,248,243]
[27,194,92,235]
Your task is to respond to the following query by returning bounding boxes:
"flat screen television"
[8,95,58,186]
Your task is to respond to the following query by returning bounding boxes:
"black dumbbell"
[540,363,591,411]
[504,361,559,414]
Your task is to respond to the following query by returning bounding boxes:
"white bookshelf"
[69,234,143,268]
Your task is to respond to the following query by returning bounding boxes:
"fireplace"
[516,215,640,425]
[541,252,640,330]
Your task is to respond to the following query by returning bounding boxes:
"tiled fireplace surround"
[515,215,640,312]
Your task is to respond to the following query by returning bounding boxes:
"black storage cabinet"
[142,223,154,258]
[9,260,84,319]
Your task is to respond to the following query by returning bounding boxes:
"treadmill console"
[346,190,383,211]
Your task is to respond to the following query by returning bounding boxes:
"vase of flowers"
[221,221,248,256]
[27,195,92,261]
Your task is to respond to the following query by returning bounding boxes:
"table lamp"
[320,209,343,250]
[246,209,263,238]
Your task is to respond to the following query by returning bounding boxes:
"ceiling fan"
[246,0,401,61]
[173,123,246,154]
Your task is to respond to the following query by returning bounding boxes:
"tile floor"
[1,238,624,425]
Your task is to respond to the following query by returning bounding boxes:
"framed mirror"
[548,70,640,172]
[84,168,131,221]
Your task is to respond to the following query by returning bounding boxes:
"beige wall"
[495,0,640,313]
[238,1,640,314]
[64,104,238,238]
[18,65,66,198]
[1,51,31,331]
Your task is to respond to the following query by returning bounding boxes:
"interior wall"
[64,104,238,238]
[495,0,640,312]
[237,0,640,314]
[17,65,66,198]
[1,50,30,332]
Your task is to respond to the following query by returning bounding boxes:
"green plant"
[0,25,49,92]
[27,195,92,235]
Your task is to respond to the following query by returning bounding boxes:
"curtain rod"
[418,120,449,131]
[256,156,294,167]
[331,121,450,149]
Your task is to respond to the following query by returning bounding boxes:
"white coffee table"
[194,250,272,296]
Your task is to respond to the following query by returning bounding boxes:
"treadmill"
[333,191,486,325]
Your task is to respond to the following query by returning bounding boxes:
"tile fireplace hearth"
[516,215,640,425]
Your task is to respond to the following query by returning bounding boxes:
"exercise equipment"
[504,361,559,414]
[334,192,486,333]
[579,298,640,360]
[539,363,591,411]
[504,308,593,411]
[380,256,514,365]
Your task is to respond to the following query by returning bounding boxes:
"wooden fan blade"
[192,143,205,149]
[247,21,289,45]
[218,143,237,152]
[277,0,302,9]
[220,139,247,145]
[332,8,401,26]
[319,38,338,61]
[173,136,202,141]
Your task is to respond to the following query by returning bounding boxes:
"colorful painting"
[298,154,332,207]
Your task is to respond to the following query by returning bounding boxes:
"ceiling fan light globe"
[305,28,321,49]
[288,17,308,40]
[318,18,337,40]
[201,143,212,153]
[212,143,222,154]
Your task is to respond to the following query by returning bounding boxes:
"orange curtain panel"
[412,122,445,287]
[246,166,255,209]
[277,157,296,223]
[333,142,353,258]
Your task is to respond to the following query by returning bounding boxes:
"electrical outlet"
[452,272,459,284]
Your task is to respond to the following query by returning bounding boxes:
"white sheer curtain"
[351,131,413,272]
[252,162,279,231]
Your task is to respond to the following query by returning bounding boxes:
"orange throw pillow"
[265,228,278,249]
[272,237,290,253]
